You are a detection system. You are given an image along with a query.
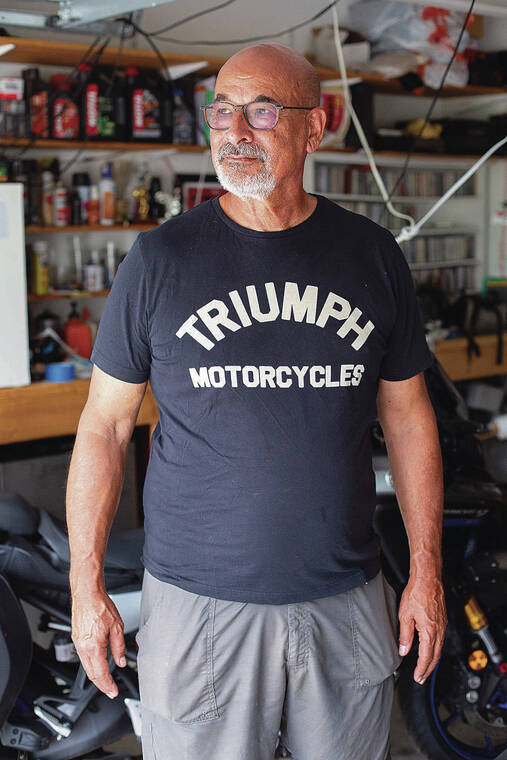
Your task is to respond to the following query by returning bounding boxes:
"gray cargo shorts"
[135,568,403,760]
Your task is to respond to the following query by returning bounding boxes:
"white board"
[0,183,30,388]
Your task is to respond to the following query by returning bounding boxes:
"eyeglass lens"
[205,102,278,130]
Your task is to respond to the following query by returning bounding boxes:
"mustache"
[216,142,269,163]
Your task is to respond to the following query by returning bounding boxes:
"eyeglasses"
[201,100,316,131]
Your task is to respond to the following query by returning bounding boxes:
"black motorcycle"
[374,358,507,760]
[0,496,144,759]
[1,358,506,760]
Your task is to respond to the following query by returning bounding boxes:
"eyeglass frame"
[200,100,317,131]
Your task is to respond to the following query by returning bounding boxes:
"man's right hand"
[71,588,126,699]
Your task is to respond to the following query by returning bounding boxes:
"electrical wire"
[117,16,171,82]
[105,18,128,98]
[146,0,238,36]
[145,1,337,45]
[382,0,477,209]
[395,134,507,244]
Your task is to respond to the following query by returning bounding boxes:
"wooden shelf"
[28,290,110,302]
[0,36,224,75]
[0,138,499,163]
[0,378,158,445]
[1,37,505,98]
[0,137,207,151]
[26,224,157,233]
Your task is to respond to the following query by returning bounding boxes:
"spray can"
[32,240,50,295]
[53,180,68,227]
[99,163,115,225]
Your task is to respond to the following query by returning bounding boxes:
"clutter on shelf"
[0,62,216,145]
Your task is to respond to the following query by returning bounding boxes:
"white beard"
[213,144,276,200]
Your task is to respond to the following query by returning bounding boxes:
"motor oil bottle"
[146,69,173,142]
[23,67,50,138]
[77,63,98,139]
[50,74,79,140]
[125,66,163,142]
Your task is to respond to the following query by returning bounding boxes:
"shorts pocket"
[137,582,221,725]
[135,570,164,648]
[349,571,403,688]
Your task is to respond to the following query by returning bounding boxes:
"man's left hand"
[397,575,447,684]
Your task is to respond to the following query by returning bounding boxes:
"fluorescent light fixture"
[57,0,175,27]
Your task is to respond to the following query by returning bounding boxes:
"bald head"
[217,43,320,106]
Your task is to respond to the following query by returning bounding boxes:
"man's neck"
[219,189,317,232]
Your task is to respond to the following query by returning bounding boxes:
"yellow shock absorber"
[464,596,487,631]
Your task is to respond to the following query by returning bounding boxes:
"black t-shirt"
[91,193,433,604]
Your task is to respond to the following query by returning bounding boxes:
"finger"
[418,654,441,683]
[414,636,435,683]
[109,620,127,668]
[75,641,119,697]
[398,615,415,657]
[417,633,446,682]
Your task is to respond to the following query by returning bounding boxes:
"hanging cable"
[146,0,238,36]
[117,16,171,82]
[144,2,337,45]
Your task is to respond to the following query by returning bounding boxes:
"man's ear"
[306,107,327,153]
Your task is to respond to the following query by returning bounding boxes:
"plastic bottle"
[23,67,49,138]
[83,250,105,292]
[99,162,115,226]
[64,302,92,359]
[88,185,100,225]
[172,89,194,145]
[125,66,163,142]
[50,74,79,140]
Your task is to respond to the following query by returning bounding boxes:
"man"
[67,43,447,760]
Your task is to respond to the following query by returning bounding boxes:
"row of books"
[401,235,474,265]
[315,163,475,197]
[412,266,475,293]
[338,200,416,227]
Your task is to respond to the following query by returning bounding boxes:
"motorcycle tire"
[398,647,507,760]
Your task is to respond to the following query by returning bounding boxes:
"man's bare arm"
[376,372,447,684]
[66,364,147,698]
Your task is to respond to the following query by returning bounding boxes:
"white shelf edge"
[409,259,477,270]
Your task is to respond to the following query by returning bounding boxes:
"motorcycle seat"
[0,493,39,535]
[38,510,144,571]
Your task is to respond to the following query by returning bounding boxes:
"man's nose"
[226,107,253,142]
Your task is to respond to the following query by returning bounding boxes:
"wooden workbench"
[0,378,158,446]
[0,333,505,446]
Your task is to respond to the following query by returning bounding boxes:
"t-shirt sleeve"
[91,235,151,383]
[379,231,434,381]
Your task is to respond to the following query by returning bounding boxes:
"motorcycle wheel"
[398,647,507,760]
